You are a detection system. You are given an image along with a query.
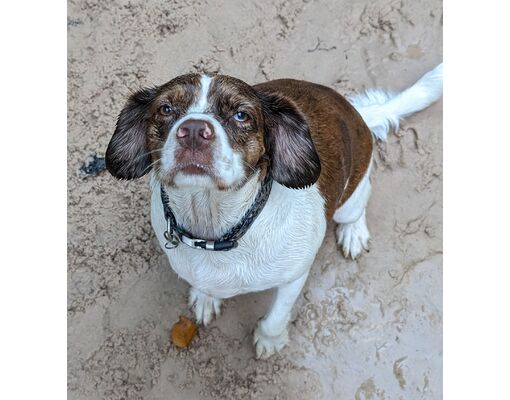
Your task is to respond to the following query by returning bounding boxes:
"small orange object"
[171,316,198,348]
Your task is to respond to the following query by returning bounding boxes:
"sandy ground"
[67,0,442,398]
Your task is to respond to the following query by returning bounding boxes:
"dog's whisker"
[141,158,162,175]
[128,146,165,164]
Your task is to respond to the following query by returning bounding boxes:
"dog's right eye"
[159,104,173,116]
[233,111,249,122]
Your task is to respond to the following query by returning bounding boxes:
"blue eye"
[233,111,249,122]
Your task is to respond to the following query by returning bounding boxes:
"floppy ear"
[105,87,158,180]
[259,91,321,189]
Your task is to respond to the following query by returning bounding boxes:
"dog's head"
[106,74,321,190]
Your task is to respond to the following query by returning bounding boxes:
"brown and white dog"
[106,64,442,358]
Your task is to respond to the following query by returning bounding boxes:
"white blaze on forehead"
[188,74,213,113]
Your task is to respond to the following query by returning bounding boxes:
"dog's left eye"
[233,111,249,122]
[159,104,173,116]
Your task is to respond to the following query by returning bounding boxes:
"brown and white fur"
[106,64,443,359]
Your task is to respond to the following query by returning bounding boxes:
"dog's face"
[106,74,321,190]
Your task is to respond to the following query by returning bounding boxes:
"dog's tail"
[348,63,443,141]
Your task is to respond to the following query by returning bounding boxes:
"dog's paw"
[189,287,222,326]
[253,321,288,359]
[336,215,370,259]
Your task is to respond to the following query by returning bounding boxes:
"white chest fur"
[150,176,327,299]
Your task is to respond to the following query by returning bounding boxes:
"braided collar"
[160,173,273,251]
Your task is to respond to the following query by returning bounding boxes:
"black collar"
[160,173,273,251]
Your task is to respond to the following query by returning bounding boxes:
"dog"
[105,64,443,359]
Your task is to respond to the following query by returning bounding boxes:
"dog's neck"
[158,173,261,240]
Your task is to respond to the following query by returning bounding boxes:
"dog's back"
[255,79,374,219]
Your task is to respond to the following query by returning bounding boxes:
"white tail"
[349,63,443,141]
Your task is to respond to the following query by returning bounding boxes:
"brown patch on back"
[339,126,373,206]
[254,79,373,220]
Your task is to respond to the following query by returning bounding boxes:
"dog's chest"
[150,183,327,298]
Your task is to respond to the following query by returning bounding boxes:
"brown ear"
[258,91,321,189]
[105,87,158,180]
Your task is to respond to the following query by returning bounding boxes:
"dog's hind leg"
[333,159,372,259]
[334,64,443,259]
[253,272,308,359]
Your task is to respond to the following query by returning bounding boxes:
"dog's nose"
[176,120,214,148]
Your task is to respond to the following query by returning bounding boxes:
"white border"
[0,1,66,399]
[445,1,510,398]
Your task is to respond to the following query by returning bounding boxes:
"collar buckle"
[164,219,180,249]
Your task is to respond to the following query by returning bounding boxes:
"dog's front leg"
[189,287,222,326]
[253,273,308,359]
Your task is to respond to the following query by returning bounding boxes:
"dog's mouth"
[176,161,214,176]
[159,161,229,190]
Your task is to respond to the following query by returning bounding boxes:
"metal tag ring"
[164,231,180,249]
